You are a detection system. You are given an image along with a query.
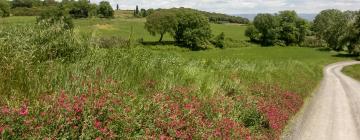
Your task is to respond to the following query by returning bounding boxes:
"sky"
[91,0,360,14]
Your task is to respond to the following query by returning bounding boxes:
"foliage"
[0,0,10,17]
[313,9,348,51]
[11,0,33,8]
[10,6,54,16]
[278,11,308,45]
[253,13,279,46]
[145,10,178,42]
[247,11,309,46]
[141,8,249,24]
[67,0,97,18]
[173,9,213,50]
[211,32,225,48]
[37,6,74,30]
[98,1,114,18]
[245,24,260,42]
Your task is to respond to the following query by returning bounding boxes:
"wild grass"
[0,16,351,139]
[343,64,360,81]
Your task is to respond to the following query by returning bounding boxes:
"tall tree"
[98,1,113,18]
[145,11,178,42]
[253,14,279,46]
[0,0,10,17]
[313,9,348,51]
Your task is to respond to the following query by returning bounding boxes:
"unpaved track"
[282,61,360,140]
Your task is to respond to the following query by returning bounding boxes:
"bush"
[301,36,327,48]
[68,0,97,18]
[173,9,212,50]
[245,24,260,42]
[211,32,225,48]
[37,6,74,30]
[11,7,53,16]
[94,36,130,48]
[0,0,10,17]
[98,1,113,18]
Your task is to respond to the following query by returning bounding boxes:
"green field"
[343,64,360,81]
[0,15,351,139]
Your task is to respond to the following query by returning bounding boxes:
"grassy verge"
[343,64,360,81]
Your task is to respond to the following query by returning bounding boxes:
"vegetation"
[343,64,360,81]
[145,11,178,42]
[0,0,10,17]
[98,1,114,18]
[246,11,308,46]
[0,6,357,139]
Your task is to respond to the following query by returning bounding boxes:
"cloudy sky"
[91,0,360,14]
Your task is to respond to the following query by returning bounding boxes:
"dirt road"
[282,61,360,140]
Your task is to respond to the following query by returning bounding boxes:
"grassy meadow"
[0,12,352,139]
[343,64,360,81]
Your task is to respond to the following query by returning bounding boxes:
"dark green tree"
[313,9,348,51]
[173,9,212,50]
[0,0,10,17]
[11,0,33,8]
[98,1,113,18]
[245,24,260,42]
[253,13,279,46]
[145,10,178,42]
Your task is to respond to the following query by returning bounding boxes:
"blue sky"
[90,0,360,14]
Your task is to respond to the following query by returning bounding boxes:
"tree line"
[0,0,114,18]
[245,9,360,56]
[136,6,249,24]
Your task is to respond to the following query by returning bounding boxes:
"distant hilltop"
[233,13,317,21]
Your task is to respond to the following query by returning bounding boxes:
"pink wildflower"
[1,106,10,114]
[19,105,29,116]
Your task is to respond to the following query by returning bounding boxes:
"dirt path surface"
[282,61,360,140]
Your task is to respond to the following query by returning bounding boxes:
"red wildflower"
[1,106,10,114]
[94,119,102,129]
[19,105,29,116]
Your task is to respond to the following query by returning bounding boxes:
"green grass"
[343,64,360,81]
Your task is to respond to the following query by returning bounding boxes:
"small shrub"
[211,32,225,48]
[301,36,327,48]
[95,36,130,48]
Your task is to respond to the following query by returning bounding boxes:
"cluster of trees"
[133,5,154,17]
[245,9,360,56]
[245,11,308,46]
[0,0,114,18]
[313,9,360,56]
[137,7,249,24]
[145,9,224,50]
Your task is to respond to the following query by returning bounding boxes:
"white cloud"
[91,0,360,14]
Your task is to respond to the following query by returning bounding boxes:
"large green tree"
[0,0,10,17]
[145,10,178,42]
[253,14,279,46]
[173,9,212,50]
[98,1,113,18]
[278,10,308,45]
[313,9,348,51]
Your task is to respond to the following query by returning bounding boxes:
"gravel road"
[282,61,360,140]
